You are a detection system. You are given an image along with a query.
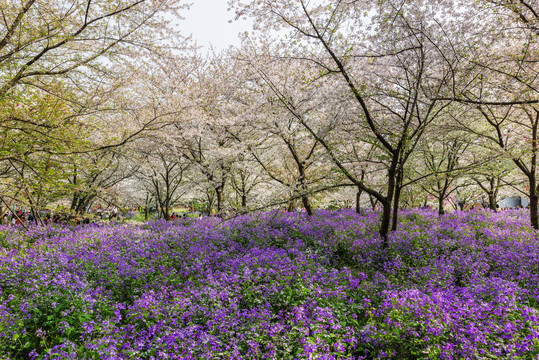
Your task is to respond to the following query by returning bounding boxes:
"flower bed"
[0,209,538,359]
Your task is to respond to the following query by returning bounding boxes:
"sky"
[179,1,252,51]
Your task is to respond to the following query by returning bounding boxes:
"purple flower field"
[1,209,539,359]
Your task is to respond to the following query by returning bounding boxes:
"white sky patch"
[180,0,252,51]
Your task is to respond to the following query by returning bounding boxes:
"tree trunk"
[75,195,93,214]
[391,193,399,230]
[380,159,398,247]
[369,194,378,209]
[71,194,79,211]
[164,199,170,221]
[379,198,392,247]
[391,186,402,231]
[488,193,497,211]
[241,194,247,208]
[206,192,214,215]
[391,169,403,231]
[159,205,165,219]
[529,113,538,229]
[356,188,362,214]
[438,196,445,215]
[302,195,313,216]
[216,187,223,213]
[530,187,538,229]
[287,198,297,212]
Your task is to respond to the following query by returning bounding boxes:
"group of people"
[3,198,530,228]
[3,209,97,226]
[3,210,35,225]
[169,212,193,220]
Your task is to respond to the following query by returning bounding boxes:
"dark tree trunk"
[380,158,399,247]
[206,193,212,215]
[30,207,38,226]
[71,195,78,211]
[379,198,392,247]
[391,185,402,231]
[302,195,313,216]
[241,194,247,208]
[438,197,445,215]
[369,195,378,209]
[74,195,93,214]
[530,185,538,229]
[529,113,538,229]
[287,198,297,212]
[216,187,223,213]
[488,193,497,211]
[164,199,170,221]
[391,168,404,231]
[356,188,362,214]
[391,189,400,231]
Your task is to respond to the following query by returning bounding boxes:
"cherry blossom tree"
[135,137,191,220]
[230,0,459,243]
[65,149,139,214]
[439,0,539,228]
[0,0,191,212]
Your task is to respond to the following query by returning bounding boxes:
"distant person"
[472,202,483,211]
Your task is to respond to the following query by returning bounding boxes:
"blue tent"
[497,196,527,209]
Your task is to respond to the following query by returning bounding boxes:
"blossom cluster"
[0,209,538,359]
